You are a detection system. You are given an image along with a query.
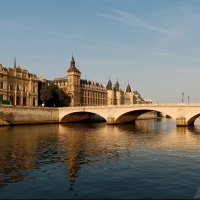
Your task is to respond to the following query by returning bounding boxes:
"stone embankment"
[0,105,59,125]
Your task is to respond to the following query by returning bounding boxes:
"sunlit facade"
[0,60,39,106]
[53,56,152,107]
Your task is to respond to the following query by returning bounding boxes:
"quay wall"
[0,105,59,125]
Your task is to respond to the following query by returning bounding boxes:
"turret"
[126,83,131,93]
[115,79,120,91]
[106,78,112,90]
[106,78,115,105]
[115,79,122,105]
[125,83,134,105]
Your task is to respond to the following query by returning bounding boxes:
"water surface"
[0,119,200,199]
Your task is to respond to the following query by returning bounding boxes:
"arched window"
[33,98,36,106]
[9,84,13,91]
[23,97,26,106]
[17,85,20,91]
[16,96,20,105]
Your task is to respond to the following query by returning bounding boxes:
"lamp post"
[188,96,190,104]
[182,92,184,103]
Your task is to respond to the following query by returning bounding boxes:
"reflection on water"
[0,119,200,199]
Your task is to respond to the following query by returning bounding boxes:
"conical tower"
[115,78,122,105]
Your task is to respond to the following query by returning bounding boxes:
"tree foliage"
[39,83,68,107]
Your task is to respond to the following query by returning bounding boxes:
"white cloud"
[96,9,179,36]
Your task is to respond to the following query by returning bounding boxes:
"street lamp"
[182,92,184,103]
[188,96,190,104]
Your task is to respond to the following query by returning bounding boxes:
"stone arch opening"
[60,111,107,123]
[115,109,172,124]
[187,114,200,126]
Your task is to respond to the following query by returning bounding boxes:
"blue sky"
[1,0,200,103]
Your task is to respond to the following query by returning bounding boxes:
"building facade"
[53,56,152,107]
[0,60,39,106]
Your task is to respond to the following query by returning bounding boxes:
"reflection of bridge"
[1,104,200,126]
[59,104,200,126]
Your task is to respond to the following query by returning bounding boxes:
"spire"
[126,83,131,93]
[14,57,16,68]
[70,55,75,67]
[106,77,112,90]
[67,56,80,73]
[115,78,120,91]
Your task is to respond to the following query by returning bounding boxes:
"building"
[53,56,152,107]
[0,59,40,106]
[0,56,151,107]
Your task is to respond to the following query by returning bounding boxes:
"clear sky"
[1,0,200,103]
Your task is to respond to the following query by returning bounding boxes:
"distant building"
[52,56,152,107]
[0,56,152,107]
[0,59,39,106]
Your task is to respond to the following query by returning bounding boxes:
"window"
[0,95,3,100]
[17,85,20,91]
[9,84,13,91]
[23,85,26,92]
[0,82,3,89]
[33,86,35,93]
[33,98,36,106]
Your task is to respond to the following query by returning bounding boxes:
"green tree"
[40,83,68,107]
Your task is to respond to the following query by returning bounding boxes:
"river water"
[0,119,200,199]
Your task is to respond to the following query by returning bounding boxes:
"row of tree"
[39,83,69,107]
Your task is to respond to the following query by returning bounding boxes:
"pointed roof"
[106,78,112,90]
[67,56,80,73]
[70,56,75,67]
[115,79,120,91]
[126,83,131,93]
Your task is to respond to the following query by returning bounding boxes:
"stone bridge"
[59,104,200,126]
[1,104,200,126]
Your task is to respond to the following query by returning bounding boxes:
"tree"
[39,83,68,107]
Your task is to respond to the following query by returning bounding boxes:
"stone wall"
[0,105,59,125]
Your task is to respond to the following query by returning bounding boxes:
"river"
[0,119,200,199]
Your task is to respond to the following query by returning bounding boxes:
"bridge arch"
[115,109,172,124]
[60,111,107,123]
[187,114,200,126]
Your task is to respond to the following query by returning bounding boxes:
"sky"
[1,0,200,103]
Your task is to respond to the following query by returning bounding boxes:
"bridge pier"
[176,117,194,127]
[107,117,115,125]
